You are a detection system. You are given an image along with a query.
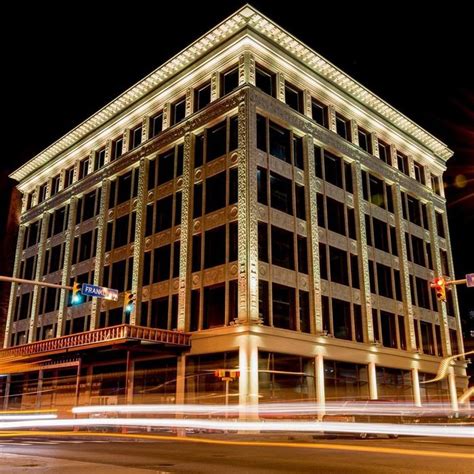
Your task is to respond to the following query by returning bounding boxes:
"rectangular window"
[155,195,173,232]
[171,97,186,125]
[158,149,175,185]
[358,127,371,153]
[326,197,345,235]
[378,140,390,164]
[269,121,291,162]
[258,223,268,263]
[111,137,123,160]
[270,172,292,214]
[94,148,106,171]
[207,121,226,162]
[311,98,327,127]
[285,82,303,113]
[272,283,296,330]
[221,66,239,95]
[414,162,425,184]
[293,136,304,170]
[204,225,226,268]
[324,151,343,188]
[299,291,310,333]
[431,174,441,195]
[51,175,61,196]
[153,245,171,282]
[78,158,89,180]
[150,112,163,138]
[271,226,294,270]
[335,113,350,140]
[194,82,211,111]
[205,172,226,213]
[257,167,268,205]
[397,152,409,175]
[130,125,142,149]
[65,166,75,187]
[255,65,275,97]
[332,298,352,340]
[381,311,397,348]
[329,246,349,286]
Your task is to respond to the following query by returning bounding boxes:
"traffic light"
[123,291,136,313]
[71,281,81,304]
[430,277,447,302]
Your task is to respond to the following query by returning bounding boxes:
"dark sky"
[3,1,473,327]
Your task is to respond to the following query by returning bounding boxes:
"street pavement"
[0,433,473,473]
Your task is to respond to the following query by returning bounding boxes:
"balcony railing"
[0,324,191,358]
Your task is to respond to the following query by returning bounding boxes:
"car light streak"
[0,414,57,421]
[0,418,472,438]
[72,402,472,416]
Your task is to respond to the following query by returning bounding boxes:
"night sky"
[3,1,473,332]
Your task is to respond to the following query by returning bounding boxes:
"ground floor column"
[35,370,44,410]
[448,368,459,413]
[412,368,422,407]
[2,375,11,410]
[315,354,325,419]
[368,361,378,400]
[239,336,259,420]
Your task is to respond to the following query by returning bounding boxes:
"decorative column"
[211,72,220,102]
[441,208,465,355]
[27,212,50,343]
[368,361,378,400]
[3,225,26,347]
[90,181,110,330]
[370,133,379,159]
[238,52,255,86]
[304,138,322,334]
[392,184,417,351]
[275,72,285,102]
[412,368,422,407]
[237,89,259,323]
[162,103,172,130]
[177,133,194,331]
[130,159,148,326]
[389,145,398,168]
[426,202,451,356]
[327,105,337,133]
[303,90,312,118]
[352,162,374,342]
[239,335,259,419]
[56,198,77,337]
[185,88,194,117]
[141,117,149,144]
[349,120,358,146]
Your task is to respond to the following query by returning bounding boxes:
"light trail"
[0,414,57,421]
[0,417,472,438]
[72,402,471,416]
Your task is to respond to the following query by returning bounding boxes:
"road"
[0,432,473,473]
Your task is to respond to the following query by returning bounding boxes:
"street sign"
[466,273,474,288]
[81,283,119,301]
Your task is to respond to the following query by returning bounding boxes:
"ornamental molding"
[11,6,451,184]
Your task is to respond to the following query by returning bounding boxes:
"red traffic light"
[430,277,447,302]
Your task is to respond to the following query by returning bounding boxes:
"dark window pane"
[324,151,343,188]
[203,284,225,329]
[332,298,351,340]
[207,121,226,162]
[285,83,303,113]
[158,150,175,185]
[272,283,296,330]
[155,195,173,232]
[172,98,186,125]
[255,66,275,96]
[329,246,349,286]
[195,82,211,111]
[222,66,239,95]
[257,167,267,205]
[271,226,294,270]
[270,172,292,214]
[204,226,225,268]
[206,172,226,213]
[311,99,327,127]
[269,122,290,162]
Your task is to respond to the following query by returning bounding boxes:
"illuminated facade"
[1,6,467,411]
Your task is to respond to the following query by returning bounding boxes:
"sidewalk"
[0,453,157,474]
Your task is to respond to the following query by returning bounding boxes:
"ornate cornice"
[11,5,451,184]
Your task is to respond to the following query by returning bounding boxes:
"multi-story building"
[1,5,467,412]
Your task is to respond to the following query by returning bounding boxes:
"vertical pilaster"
[327,105,337,133]
[441,209,465,355]
[185,87,194,117]
[162,103,171,130]
[35,370,43,409]
[304,139,322,334]
[122,129,130,154]
[389,145,398,168]
[104,139,112,166]
[349,119,358,146]
[370,134,379,158]
[56,197,77,337]
[27,212,50,343]
[412,368,422,407]
[176,355,186,404]
[237,90,259,323]
[392,184,417,351]
[141,117,149,144]
[211,72,220,101]
[90,181,110,330]
[4,225,26,347]
[276,72,285,102]
[303,90,312,118]
[87,151,95,175]
[238,52,255,86]
[368,361,378,400]
[178,133,193,331]
[352,162,374,342]
[130,159,148,326]
[427,202,451,356]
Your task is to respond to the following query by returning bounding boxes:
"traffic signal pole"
[0,275,73,291]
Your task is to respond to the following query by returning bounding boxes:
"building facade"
[1,6,467,412]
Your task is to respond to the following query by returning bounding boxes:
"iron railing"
[0,324,190,358]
